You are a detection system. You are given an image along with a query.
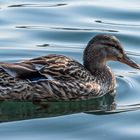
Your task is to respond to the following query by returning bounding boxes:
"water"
[0,0,140,139]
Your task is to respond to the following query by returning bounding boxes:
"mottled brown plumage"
[0,34,140,101]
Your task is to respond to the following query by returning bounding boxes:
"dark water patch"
[51,27,118,33]
[37,44,50,47]
[36,43,83,52]
[8,3,67,8]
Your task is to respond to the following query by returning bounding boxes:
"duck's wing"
[29,79,101,100]
[0,54,93,81]
[0,62,45,80]
[23,54,94,81]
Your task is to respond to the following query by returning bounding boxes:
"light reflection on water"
[0,0,140,139]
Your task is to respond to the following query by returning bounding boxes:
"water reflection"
[1,88,140,123]
[0,92,115,122]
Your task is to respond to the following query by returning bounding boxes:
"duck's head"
[84,34,140,71]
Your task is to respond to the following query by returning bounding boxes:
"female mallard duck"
[0,34,140,101]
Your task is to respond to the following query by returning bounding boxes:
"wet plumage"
[0,34,140,101]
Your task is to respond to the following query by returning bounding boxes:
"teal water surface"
[0,0,140,139]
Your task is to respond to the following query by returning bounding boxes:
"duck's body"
[0,54,115,100]
[0,34,139,101]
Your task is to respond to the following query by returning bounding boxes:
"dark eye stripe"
[101,42,124,54]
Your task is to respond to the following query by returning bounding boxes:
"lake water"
[0,0,140,139]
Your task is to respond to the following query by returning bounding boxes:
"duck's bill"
[119,55,140,70]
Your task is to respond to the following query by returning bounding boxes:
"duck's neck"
[84,59,111,80]
[83,55,116,91]
[83,52,107,74]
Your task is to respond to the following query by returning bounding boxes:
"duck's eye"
[118,53,123,58]
[117,54,123,61]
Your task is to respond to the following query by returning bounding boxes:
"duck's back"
[24,54,94,82]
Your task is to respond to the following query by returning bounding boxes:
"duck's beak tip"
[119,55,140,70]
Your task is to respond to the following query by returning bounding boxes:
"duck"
[0,34,140,101]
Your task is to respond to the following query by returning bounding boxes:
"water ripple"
[95,20,140,27]
[86,104,140,115]
[16,25,118,32]
[127,51,140,57]
[8,3,67,8]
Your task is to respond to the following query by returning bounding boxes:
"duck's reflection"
[0,92,116,122]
